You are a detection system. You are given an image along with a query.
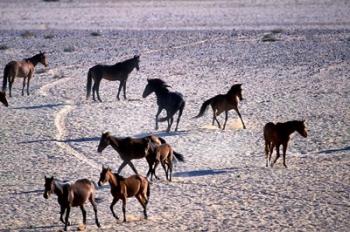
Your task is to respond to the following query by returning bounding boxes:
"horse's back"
[124,175,148,197]
[69,179,94,206]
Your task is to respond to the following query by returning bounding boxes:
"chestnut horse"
[0,91,8,107]
[2,52,48,97]
[147,143,185,181]
[193,84,246,130]
[264,120,308,168]
[98,167,150,222]
[43,176,100,231]
[86,55,140,101]
[97,131,165,175]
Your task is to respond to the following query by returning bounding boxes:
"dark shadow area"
[13,189,44,195]
[11,103,65,110]
[173,168,237,178]
[317,146,350,154]
[10,224,62,231]
[17,136,100,144]
[133,130,189,139]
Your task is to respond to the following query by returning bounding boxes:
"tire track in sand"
[39,74,100,169]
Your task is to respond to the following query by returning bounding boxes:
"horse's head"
[229,84,243,101]
[134,55,140,71]
[97,131,111,153]
[43,176,54,199]
[0,91,8,107]
[296,120,308,138]
[142,79,154,98]
[39,51,48,67]
[98,166,112,186]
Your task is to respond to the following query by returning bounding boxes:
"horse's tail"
[86,68,93,100]
[2,64,10,92]
[193,97,213,118]
[173,151,185,162]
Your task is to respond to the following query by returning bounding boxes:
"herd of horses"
[2,52,308,230]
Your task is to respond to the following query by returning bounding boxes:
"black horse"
[86,55,140,101]
[142,78,185,132]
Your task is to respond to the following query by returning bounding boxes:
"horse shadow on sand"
[173,167,238,178]
[317,146,350,154]
[17,136,100,145]
[11,103,66,110]
[133,130,189,139]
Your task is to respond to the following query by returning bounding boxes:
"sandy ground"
[0,0,349,231]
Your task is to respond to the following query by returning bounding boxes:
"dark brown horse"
[0,91,8,107]
[97,131,165,175]
[264,120,308,168]
[98,167,150,222]
[147,143,184,181]
[193,84,246,130]
[142,78,185,132]
[2,52,48,97]
[43,176,100,231]
[86,55,140,101]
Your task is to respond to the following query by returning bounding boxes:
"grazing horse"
[193,84,246,130]
[0,91,8,107]
[97,131,164,175]
[43,176,101,231]
[98,167,150,222]
[264,120,308,168]
[86,55,140,101]
[142,78,185,132]
[147,143,185,181]
[2,52,48,97]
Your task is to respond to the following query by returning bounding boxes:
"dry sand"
[0,0,349,231]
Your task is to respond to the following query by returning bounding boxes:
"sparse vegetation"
[21,31,35,38]
[261,33,278,42]
[90,31,102,37]
[44,34,55,39]
[271,28,283,34]
[0,45,9,50]
[63,46,75,52]
[42,0,60,2]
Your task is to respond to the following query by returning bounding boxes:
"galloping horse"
[142,78,185,132]
[193,84,246,130]
[98,167,150,222]
[148,143,185,181]
[0,92,8,107]
[2,52,48,97]
[97,131,164,175]
[264,120,308,168]
[43,176,101,231]
[86,55,140,101]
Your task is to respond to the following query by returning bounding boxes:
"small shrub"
[0,45,8,50]
[90,31,101,37]
[63,46,75,52]
[261,33,278,42]
[21,31,35,38]
[271,28,283,34]
[44,34,54,39]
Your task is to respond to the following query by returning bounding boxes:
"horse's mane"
[227,84,242,95]
[114,56,138,68]
[114,173,125,181]
[147,78,170,92]
[24,53,41,62]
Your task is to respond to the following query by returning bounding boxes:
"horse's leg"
[135,195,148,219]
[161,162,168,181]
[152,160,160,180]
[80,205,87,226]
[282,142,288,168]
[213,112,221,128]
[122,197,127,222]
[64,206,71,231]
[168,160,173,182]
[223,111,228,130]
[60,205,66,224]
[92,81,97,101]
[155,107,162,130]
[110,198,120,220]
[175,103,184,131]
[235,108,246,129]
[271,144,280,167]
[123,79,127,99]
[117,160,128,174]
[268,143,274,166]
[167,116,174,132]
[127,161,139,175]
[26,77,31,96]
[90,195,101,227]
[22,77,26,96]
[9,74,14,97]
[265,141,269,167]
[96,79,102,102]
[116,80,123,100]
